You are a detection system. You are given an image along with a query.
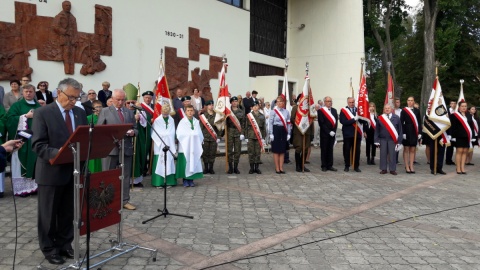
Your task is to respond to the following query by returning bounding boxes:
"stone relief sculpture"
[0,1,112,80]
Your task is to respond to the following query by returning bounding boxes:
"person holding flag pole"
[291,62,314,173]
[422,63,451,175]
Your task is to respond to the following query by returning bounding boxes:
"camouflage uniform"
[226,107,245,173]
[200,110,220,174]
[291,105,314,172]
[246,110,266,173]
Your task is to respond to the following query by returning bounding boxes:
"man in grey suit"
[374,104,403,175]
[32,78,88,265]
[97,88,137,210]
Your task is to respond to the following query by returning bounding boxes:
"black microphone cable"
[199,202,480,270]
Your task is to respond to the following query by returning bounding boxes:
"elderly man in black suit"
[32,78,88,265]
[374,104,403,175]
[339,97,365,172]
[317,96,338,172]
[97,88,137,211]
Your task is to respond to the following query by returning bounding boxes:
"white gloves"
[329,131,335,137]
[261,139,265,145]
[451,138,456,142]
[270,134,274,142]
[447,135,452,141]
[418,134,422,140]
[395,144,402,152]
[240,134,245,141]
[287,135,291,141]
[471,139,476,142]
[216,139,220,143]
[403,134,406,140]
[374,142,380,147]
[353,115,359,121]
[245,139,249,143]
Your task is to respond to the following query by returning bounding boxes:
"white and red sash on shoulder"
[274,108,289,132]
[453,111,472,147]
[378,114,398,144]
[177,108,185,119]
[370,114,376,130]
[199,114,218,141]
[247,113,264,151]
[341,107,363,136]
[320,107,336,128]
[403,107,419,137]
[141,102,154,116]
[228,110,243,133]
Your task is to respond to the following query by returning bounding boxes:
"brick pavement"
[0,143,479,269]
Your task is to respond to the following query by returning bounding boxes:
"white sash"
[274,108,288,132]
[247,112,264,152]
[403,107,419,136]
[199,114,218,140]
[341,107,363,136]
[370,114,376,130]
[320,107,336,127]
[378,114,398,144]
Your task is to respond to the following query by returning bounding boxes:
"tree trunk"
[421,0,439,118]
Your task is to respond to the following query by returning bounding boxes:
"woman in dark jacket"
[35,81,54,104]
[449,101,474,174]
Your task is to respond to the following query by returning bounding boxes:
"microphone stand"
[133,107,193,224]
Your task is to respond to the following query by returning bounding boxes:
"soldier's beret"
[230,96,238,102]
[142,91,154,97]
[181,96,192,102]
[252,100,260,106]
[205,100,214,106]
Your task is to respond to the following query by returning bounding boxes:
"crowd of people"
[0,76,478,265]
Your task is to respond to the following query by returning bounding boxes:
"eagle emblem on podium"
[89,181,115,219]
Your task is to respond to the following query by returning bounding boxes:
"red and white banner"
[378,114,399,144]
[456,81,465,112]
[423,77,451,139]
[295,76,313,134]
[341,107,363,136]
[384,71,394,107]
[281,70,292,112]
[402,107,419,137]
[247,113,264,152]
[153,61,174,121]
[356,74,371,126]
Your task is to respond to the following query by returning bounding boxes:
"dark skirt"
[402,124,418,146]
[421,132,432,145]
[455,137,470,148]
[272,125,287,153]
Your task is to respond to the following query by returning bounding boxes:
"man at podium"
[32,78,88,265]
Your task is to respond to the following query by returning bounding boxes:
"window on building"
[219,0,243,8]
[250,0,287,59]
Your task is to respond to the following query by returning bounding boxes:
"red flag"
[356,74,371,125]
[384,71,394,107]
[281,70,292,112]
[153,61,174,120]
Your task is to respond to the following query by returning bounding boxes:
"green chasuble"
[6,99,41,178]
[133,111,152,178]
[86,114,102,173]
[0,105,7,144]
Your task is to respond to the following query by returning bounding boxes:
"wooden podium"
[49,124,157,269]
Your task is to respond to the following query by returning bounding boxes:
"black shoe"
[414,161,420,165]
[303,167,310,172]
[255,164,262,174]
[466,162,475,166]
[209,163,215,174]
[133,183,144,188]
[438,170,446,175]
[234,163,240,174]
[227,163,233,174]
[344,167,349,172]
[249,163,254,174]
[203,162,209,174]
[0,192,3,198]
[46,254,65,265]
[446,161,455,165]
[60,249,75,259]
[284,160,291,164]
[354,168,361,173]
[366,159,371,165]
[328,167,337,172]
[322,168,327,172]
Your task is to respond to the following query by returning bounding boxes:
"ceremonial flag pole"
[456,79,465,112]
[351,58,365,168]
[281,58,291,112]
[213,56,229,172]
[384,62,394,107]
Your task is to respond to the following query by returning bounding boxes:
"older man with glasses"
[81,89,98,116]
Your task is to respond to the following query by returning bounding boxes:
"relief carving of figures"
[0,1,112,81]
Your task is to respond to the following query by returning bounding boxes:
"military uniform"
[200,101,221,174]
[226,96,245,174]
[290,105,314,172]
[245,103,266,174]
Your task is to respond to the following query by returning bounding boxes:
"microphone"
[15,129,33,142]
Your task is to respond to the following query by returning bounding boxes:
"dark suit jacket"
[96,106,137,156]
[98,89,112,107]
[35,90,54,104]
[32,102,88,186]
[374,114,403,144]
[243,97,254,114]
[81,100,95,116]
[317,107,338,137]
[340,106,366,138]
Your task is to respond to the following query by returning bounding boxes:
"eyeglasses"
[88,92,96,95]
[60,90,81,101]
[125,101,135,105]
